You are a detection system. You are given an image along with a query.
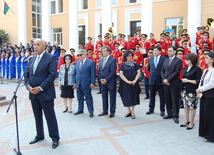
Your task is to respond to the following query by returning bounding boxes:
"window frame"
[52,28,63,47]
[50,0,64,15]
[79,0,89,10]
[127,0,141,4]
[32,0,42,40]
[164,17,185,39]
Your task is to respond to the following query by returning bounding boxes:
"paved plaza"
[0,81,213,155]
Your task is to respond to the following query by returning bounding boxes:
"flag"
[3,2,10,15]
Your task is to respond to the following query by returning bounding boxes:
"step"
[0,100,10,106]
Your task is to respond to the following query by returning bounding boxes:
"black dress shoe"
[29,137,44,144]
[63,107,68,113]
[187,123,195,130]
[146,110,154,115]
[74,111,83,115]
[163,115,172,119]
[160,112,165,117]
[89,113,94,118]
[97,92,102,94]
[144,96,150,99]
[98,112,108,116]
[109,113,114,118]
[173,118,179,124]
[180,121,190,127]
[52,141,59,149]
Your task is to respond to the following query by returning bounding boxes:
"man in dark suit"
[146,46,166,116]
[73,49,96,118]
[24,39,60,149]
[54,41,61,56]
[161,46,182,124]
[98,46,117,118]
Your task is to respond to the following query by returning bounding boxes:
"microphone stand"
[6,62,30,155]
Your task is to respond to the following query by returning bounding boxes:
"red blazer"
[95,40,103,50]
[132,50,143,66]
[57,56,65,71]
[149,38,157,48]
[127,39,135,49]
[111,49,122,63]
[86,42,94,52]
[120,41,128,49]
[117,56,124,74]
[142,57,150,78]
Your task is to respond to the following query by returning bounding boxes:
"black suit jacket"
[56,46,61,56]
[148,56,166,85]
[24,52,57,101]
[161,56,182,88]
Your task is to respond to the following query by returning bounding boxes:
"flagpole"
[9,7,15,14]
[3,0,15,14]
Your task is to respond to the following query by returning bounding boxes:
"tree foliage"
[0,29,9,43]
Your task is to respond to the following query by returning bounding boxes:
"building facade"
[0,0,214,52]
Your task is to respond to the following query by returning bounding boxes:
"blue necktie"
[154,57,158,68]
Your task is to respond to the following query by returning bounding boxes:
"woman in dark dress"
[196,52,214,142]
[118,50,141,119]
[58,54,75,113]
[180,53,202,130]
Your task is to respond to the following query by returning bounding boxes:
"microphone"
[24,55,34,62]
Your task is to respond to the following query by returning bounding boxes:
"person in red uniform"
[164,35,171,57]
[182,40,191,56]
[197,42,209,59]
[117,48,126,76]
[137,30,141,40]
[196,27,202,50]
[120,34,128,49]
[165,32,173,43]
[182,29,190,40]
[86,37,94,52]
[199,49,210,73]
[132,43,143,67]
[111,36,117,51]
[57,49,66,72]
[149,33,156,49]
[95,35,103,50]
[139,34,150,58]
[111,43,122,63]
[94,43,103,62]
[78,43,84,52]
[142,48,154,99]
[132,32,140,49]
[103,36,112,49]
[87,49,96,62]
[96,50,103,94]
[127,35,135,50]
[155,41,166,57]
[177,34,191,48]
[199,32,213,50]
[117,33,122,42]
[159,33,167,56]
[70,48,77,65]
[176,49,187,108]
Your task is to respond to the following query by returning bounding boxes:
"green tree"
[0,29,9,43]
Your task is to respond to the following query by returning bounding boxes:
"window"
[165,17,184,40]
[79,26,85,46]
[130,21,141,36]
[83,0,88,9]
[99,24,102,36]
[52,28,62,46]
[51,0,63,14]
[32,0,42,40]
[97,0,117,8]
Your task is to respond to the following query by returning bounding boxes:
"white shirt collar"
[81,57,86,64]
[104,55,110,62]
[37,51,45,58]
[154,55,161,59]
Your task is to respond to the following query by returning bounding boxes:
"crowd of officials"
[1,26,214,144]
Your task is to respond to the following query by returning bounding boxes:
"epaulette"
[188,40,191,43]
[140,51,143,54]
[137,38,140,40]
[188,48,191,51]
[166,41,168,43]
[132,40,134,43]
[91,43,94,46]
[209,39,212,42]
[109,41,112,44]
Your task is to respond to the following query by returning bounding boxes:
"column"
[69,0,79,51]
[18,0,27,45]
[188,0,201,53]
[42,0,50,42]
[141,0,153,36]
[102,0,112,38]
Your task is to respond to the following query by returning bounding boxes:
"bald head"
[34,38,46,55]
